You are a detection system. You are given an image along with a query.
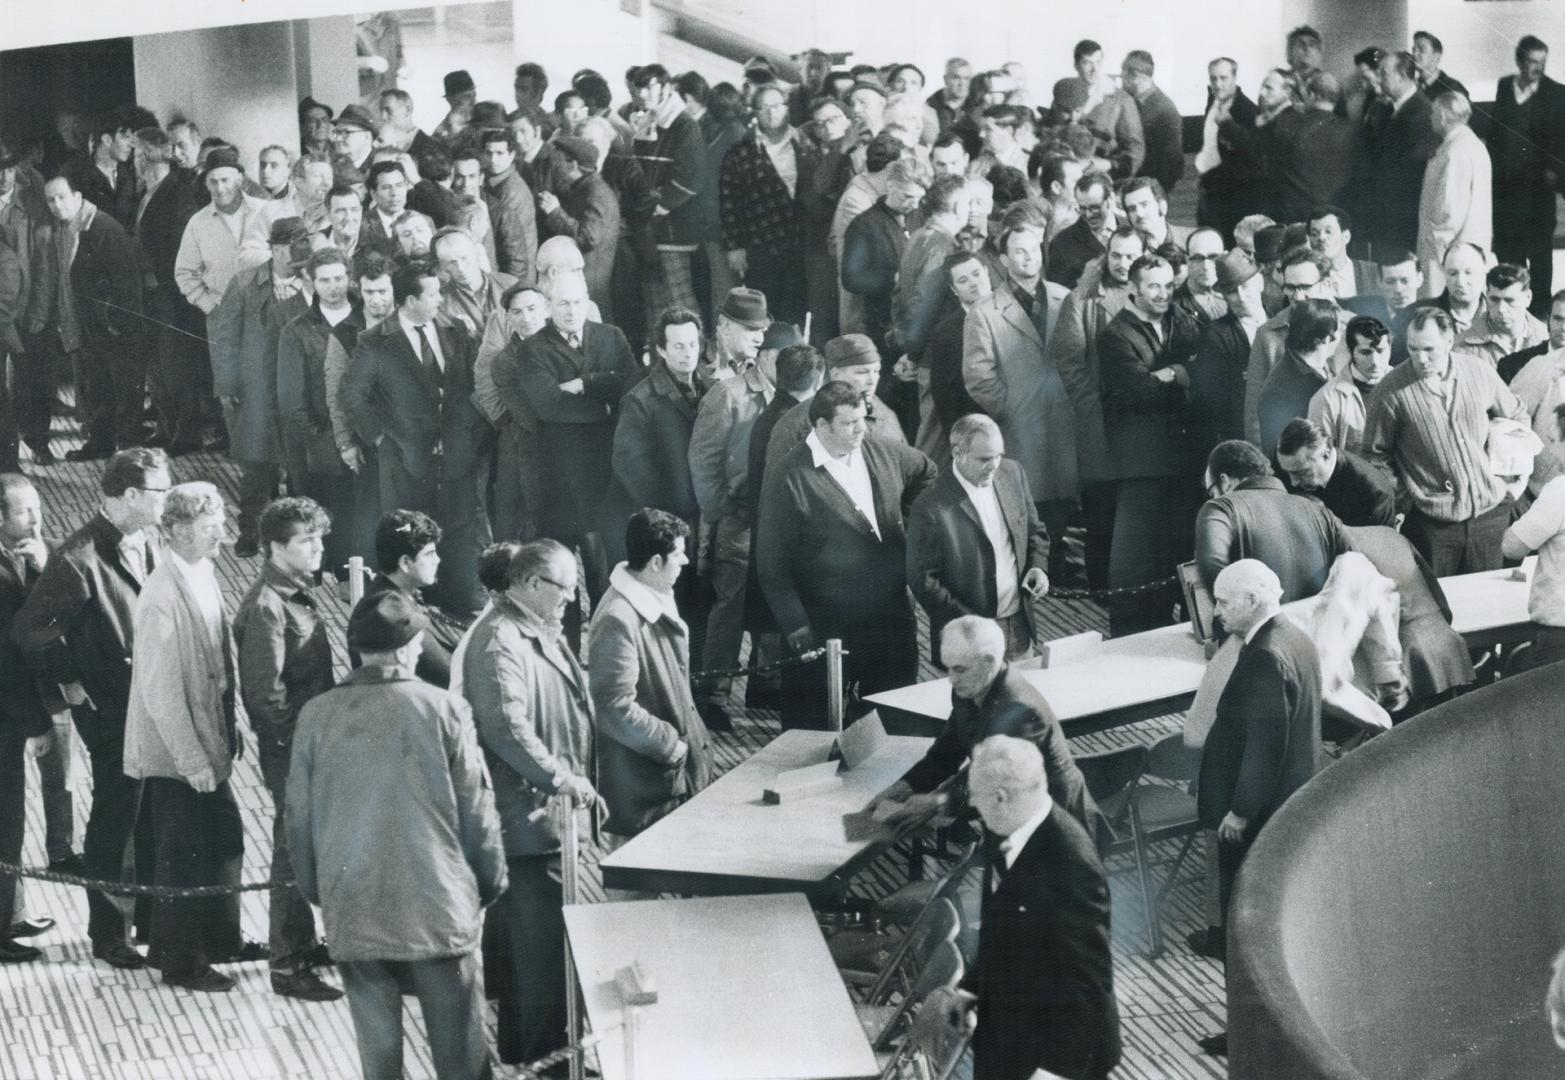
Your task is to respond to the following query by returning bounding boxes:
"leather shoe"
[49,853,85,876]
[29,448,56,466]
[1198,1032,1228,1056]
[1186,926,1226,962]
[697,701,733,733]
[0,939,41,963]
[220,940,270,963]
[272,968,344,1002]
[65,444,114,463]
[9,916,54,938]
[93,942,147,970]
[302,941,334,967]
[164,966,235,992]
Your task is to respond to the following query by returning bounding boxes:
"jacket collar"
[344,664,418,685]
[258,559,316,602]
[608,563,683,626]
[1237,476,1287,494]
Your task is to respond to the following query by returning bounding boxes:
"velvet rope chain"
[0,859,281,898]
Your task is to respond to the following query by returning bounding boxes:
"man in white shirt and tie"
[908,414,1050,660]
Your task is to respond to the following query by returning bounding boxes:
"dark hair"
[708,83,744,125]
[1287,24,1322,48]
[1107,223,1146,252]
[632,63,671,89]
[45,171,79,194]
[889,63,925,88]
[354,249,395,283]
[986,165,1030,212]
[471,102,508,130]
[1308,204,1351,233]
[1073,39,1103,63]
[1516,35,1549,65]
[1119,175,1167,206]
[508,537,571,586]
[1207,439,1272,482]
[501,282,545,309]
[931,130,966,156]
[624,508,690,571]
[260,496,331,550]
[1285,298,1342,354]
[865,131,907,174]
[514,62,548,90]
[1488,263,1531,292]
[1280,247,1329,277]
[652,304,703,351]
[1376,248,1417,271]
[325,183,361,207]
[375,509,442,573]
[998,220,1045,254]
[391,258,439,305]
[1413,30,1443,55]
[1353,46,1385,70]
[775,344,825,395]
[1345,315,1390,351]
[1156,241,1187,272]
[1124,50,1155,78]
[981,104,1021,128]
[1129,253,1172,285]
[1277,417,1330,458]
[1076,170,1113,200]
[305,247,350,280]
[477,541,522,593]
[417,142,453,183]
[674,71,709,104]
[809,380,864,426]
[478,127,515,154]
[574,73,613,111]
[101,447,170,498]
[922,175,968,217]
[1406,306,1455,336]
[1034,151,1079,193]
[941,248,985,284]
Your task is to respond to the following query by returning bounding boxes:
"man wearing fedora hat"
[332,105,379,175]
[538,136,620,320]
[434,70,478,144]
[208,217,313,556]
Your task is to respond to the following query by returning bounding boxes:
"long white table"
[867,566,1534,733]
[599,729,933,899]
[565,894,880,1080]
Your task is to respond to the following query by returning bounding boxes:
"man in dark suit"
[1195,559,1322,1056]
[1487,34,1565,314]
[1275,418,1397,528]
[14,449,171,970]
[1195,58,1259,243]
[1196,439,1354,602]
[1190,249,1267,458]
[1357,52,1440,259]
[756,381,937,728]
[907,414,1049,661]
[342,258,492,614]
[508,273,637,639]
[0,473,57,963]
[964,735,1120,1080]
[1098,253,1204,635]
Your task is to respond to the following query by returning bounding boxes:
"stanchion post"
[347,556,365,606]
[826,638,844,733]
[623,1003,641,1080]
[558,796,586,1080]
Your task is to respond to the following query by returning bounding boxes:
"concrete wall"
[1406,0,1545,100]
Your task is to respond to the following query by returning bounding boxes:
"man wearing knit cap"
[765,333,907,473]
[289,588,506,1078]
[537,136,620,318]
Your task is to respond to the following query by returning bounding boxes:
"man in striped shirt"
[1363,306,1526,574]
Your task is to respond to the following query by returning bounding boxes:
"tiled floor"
[0,431,1230,1078]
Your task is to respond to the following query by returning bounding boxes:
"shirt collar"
[261,558,314,599]
[398,309,433,336]
[1244,610,1279,645]
[997,798,1053,862]
[952,466,993,501]
[608,563,682,625]
[806,429,852,468]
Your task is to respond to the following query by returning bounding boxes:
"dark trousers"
[380,450,491,615]
[0,723,26,938]
[780,611,919,730]
[147,285,209,439]
[1493,178,1556,316]
[700,512,750,706]
[60,330,144,449]
[1108,477,1199,636]
[145,776,244,976]
[236,460,282,546]
[339,951,492,1080]
[743,244,808,328]
[495,853,567,1065]
[8,338,55,457]
[1036,497,1076,586]
[1217,833,1254,917]
[1402,498,1513,577]
[1081,481,1119,591]
[76,721,152,947]
[256,737,318,972]
[1516,624,1565,674]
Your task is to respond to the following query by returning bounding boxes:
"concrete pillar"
[294,16,359,118]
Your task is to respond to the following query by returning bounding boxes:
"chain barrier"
[1044,575,1179,602]
[0,858,282,898]
[688,644,831,685]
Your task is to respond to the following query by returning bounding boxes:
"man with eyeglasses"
[1243,249,1352,443]
[1046,172,1118,290]
[15,449,172,971]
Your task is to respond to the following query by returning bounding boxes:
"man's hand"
[1218,811,1248,843]
[898,792,950,818]
[669,740,689,768]
[187,766,218,794]
[726,249,748,277]
[559,378,585,395]
[891,354,918,382]
[537,191,561,215]
[786,626,817,655]
[24,733,53,758]
[559,774,600,808]
[221,395,241,409]
[1022,568,1049,597]
[360,54,390,74]
[61,682,91,708]
[13,537,47,572]
[340,445,365,472]
[1151,367,1177,384]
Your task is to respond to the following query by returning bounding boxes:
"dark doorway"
[1,38,135,171]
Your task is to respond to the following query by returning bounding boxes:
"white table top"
[564,893,880,1080]
[599,729,932,893]
[866,566,1532,723]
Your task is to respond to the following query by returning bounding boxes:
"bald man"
[965,735,1120,1080]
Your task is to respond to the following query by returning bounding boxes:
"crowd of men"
[3,20,1565,1080]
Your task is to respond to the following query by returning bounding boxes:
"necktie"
[417,325,441,382]
[567,331,582,350]
[1013,286,1035,319]
[984,831,1010,891]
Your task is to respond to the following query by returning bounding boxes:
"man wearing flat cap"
[765,333,907,473]
[208,217,313,556]
[537,136,620,317]
[289,588,506,1078]
[435,69,478,144]
[174,146,266,324]
[331,105,379,175]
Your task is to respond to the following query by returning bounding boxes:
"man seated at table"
[872,616,1100,844]
[963,734,1120,1080]
[1275,418,1398,528]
